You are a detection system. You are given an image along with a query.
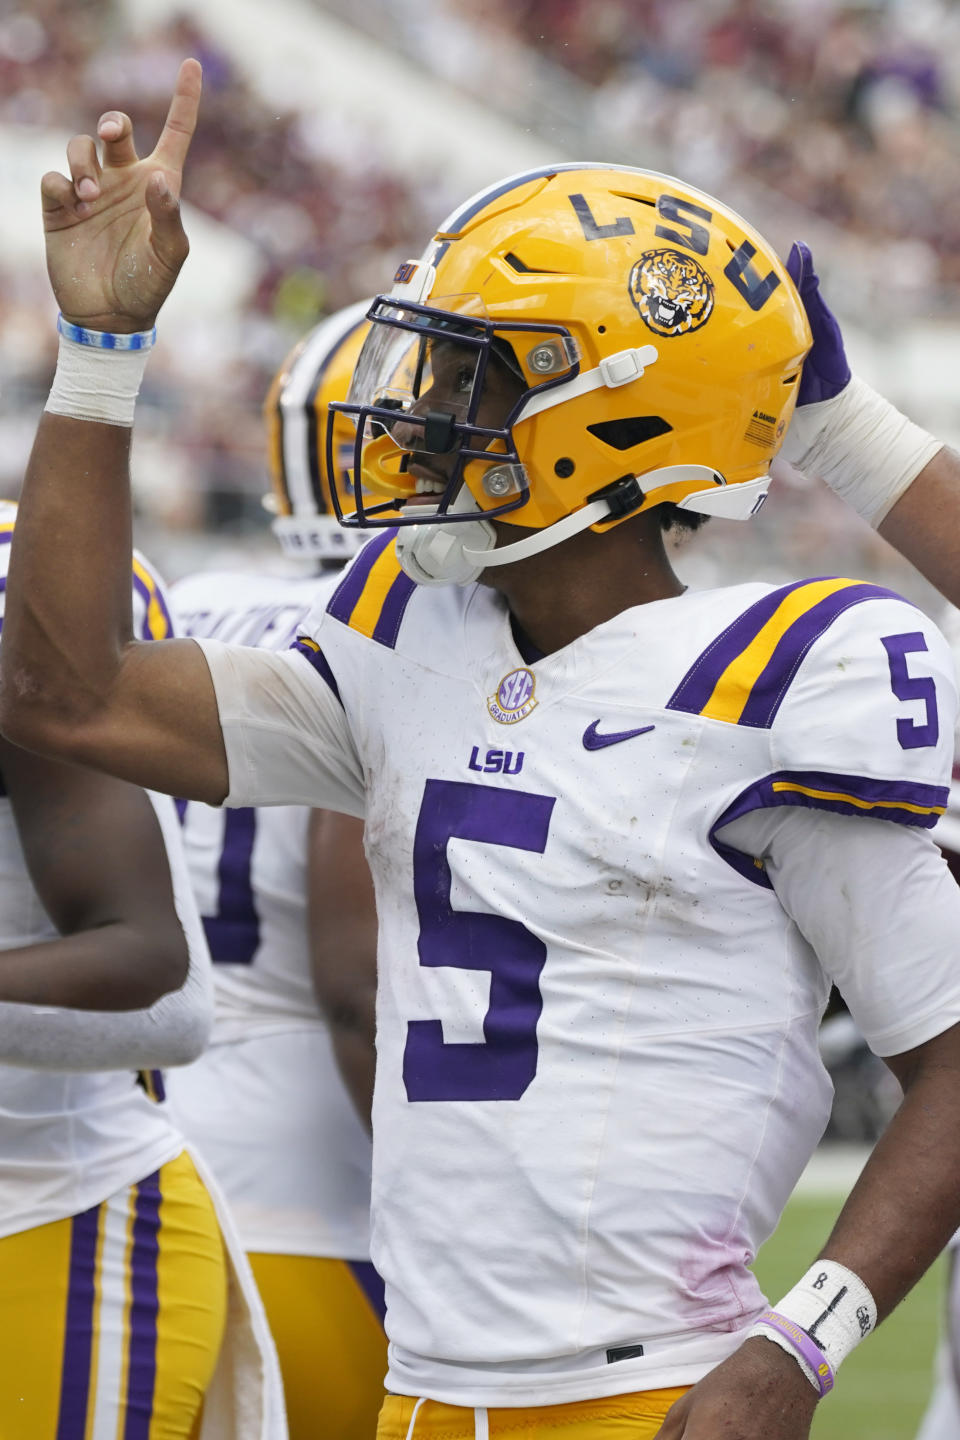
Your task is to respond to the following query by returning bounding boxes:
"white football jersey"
[197,534,959,1405]
[163,569,373,1259]
[0,502,200,1237]
[931,602,960,861]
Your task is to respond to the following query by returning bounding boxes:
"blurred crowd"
[0,0,953,602]
[368,0,960,314]
[0,0,443,563]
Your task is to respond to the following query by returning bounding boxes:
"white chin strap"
[394,466,771,586]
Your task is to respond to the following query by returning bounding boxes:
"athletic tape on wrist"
[780,374,943,528]
[45,331,152,428]
[748,1259,876,1396]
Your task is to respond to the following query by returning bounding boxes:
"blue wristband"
[57,315,157,351]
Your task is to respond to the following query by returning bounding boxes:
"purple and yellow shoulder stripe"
[667,577,903,729]
[325,529,416,648]
[132,557,174,641]
[0,518,16,607]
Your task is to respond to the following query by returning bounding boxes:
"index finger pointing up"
[153,57,203,175]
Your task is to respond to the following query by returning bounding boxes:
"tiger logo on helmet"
[628,248,715,338]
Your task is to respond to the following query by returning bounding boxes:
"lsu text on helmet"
[264,299,372,564]
[329,164,812,584]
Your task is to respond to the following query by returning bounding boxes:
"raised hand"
[40,57,202,334]
[785,241,851,406]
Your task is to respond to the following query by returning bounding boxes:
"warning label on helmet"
[744,410,777,447]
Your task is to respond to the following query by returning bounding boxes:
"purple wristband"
[755,1309,835,1397]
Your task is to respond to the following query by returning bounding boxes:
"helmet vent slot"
[587,416,673,451]
[504,251,560,275]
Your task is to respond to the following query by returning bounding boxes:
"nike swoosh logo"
[582,721,656,751]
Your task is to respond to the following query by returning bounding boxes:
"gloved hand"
[785,241,851,406]
[779,242,940,526]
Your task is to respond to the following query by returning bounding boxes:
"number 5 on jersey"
[404,780,555,1102]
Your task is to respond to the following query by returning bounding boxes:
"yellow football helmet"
[263,299,373,563]
[329,165,812,584]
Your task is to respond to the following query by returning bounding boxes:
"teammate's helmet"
[264,300,371,563]
[330,165,812,582]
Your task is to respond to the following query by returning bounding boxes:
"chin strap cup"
[395,513,497,586]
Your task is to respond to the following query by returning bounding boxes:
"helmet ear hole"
[587,417,673,451]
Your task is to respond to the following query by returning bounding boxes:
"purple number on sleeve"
[177,802,260,963]
[403,779,556,1103]
[882,632,939,750]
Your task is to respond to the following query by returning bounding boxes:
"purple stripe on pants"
[348,1259,387,1325]
[56,1202,101,1440]
[123,1171,162,1440]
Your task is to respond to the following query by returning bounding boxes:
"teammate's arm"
[0,734,213,1068]
[0,61,230,803]
[307,809,378,1129]
[0,734,191,1008]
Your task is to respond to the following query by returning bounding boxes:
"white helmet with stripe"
[263,300,371,563]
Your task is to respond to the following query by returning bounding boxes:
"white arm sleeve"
[719,806,960,1056]
[0,928,213,1072]
[194,638,365,815]
[0,789,214,1072]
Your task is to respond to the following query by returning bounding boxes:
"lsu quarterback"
[164,304,387,1440]
[8,59,960,1440]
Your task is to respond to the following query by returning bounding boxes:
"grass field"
[753,1191,944,1439]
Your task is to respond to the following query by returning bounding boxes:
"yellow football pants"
[0,1150,227,1440]
[249,1253,388,1440]
[377,1388,690,1438]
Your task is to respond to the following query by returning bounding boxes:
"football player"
[9,61,960,1440]
[163,304,387,1440]
[0,508,233,1440]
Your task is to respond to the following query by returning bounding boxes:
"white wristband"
[780,374,943,528]
[45,332,151,428]
[749,1260,877,1378]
